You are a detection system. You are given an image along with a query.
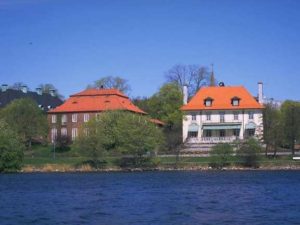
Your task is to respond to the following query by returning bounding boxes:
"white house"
[181,83,264,144]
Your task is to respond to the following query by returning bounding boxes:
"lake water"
[0,171,300,225]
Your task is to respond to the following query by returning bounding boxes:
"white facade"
[183,109,263,143]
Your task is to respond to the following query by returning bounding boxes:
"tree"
[0,98,48,150]
[0,120,24,172]
[165,64,209,98]
[236,138,261,168]
[73,111,164,167]
[88,76,131,95]
[73,118,108,168]
[10,82,29,91]
[115,112,164,166]
[281,100,300,155]
[38,83,64,99]
[209,143,234,169]
[263,102,283,157]
[133,82,183,152]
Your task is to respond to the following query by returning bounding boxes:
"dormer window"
[231,97,240,106]
[204,97,213,107]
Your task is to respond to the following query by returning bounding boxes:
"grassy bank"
[20,145,300,172]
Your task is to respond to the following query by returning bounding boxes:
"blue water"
[0,171,300,225]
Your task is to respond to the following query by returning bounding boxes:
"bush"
[209,143,234,169]
[236,138,261,168]
[0,120,24,172]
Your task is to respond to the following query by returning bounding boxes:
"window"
[72,114,77,123]
[247,129,255,137]
[206,112,211,121]
[233,129,240,137]
[51,115,57,123]
[72,128,78,140]
[188,131,198,138]
[61,128,67,136]
[220,129,225,137]
[205,130,212,137]
[219,112,225,123]
[231,97,240,106]
[51,128,57,143]
[234,112,239,120]
[61,114,67,124]
[84,113,89,122]
[248,111,254,120]
[191,113,196,121]
[204,97,213,107]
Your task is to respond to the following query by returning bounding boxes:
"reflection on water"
[0,171,300,225]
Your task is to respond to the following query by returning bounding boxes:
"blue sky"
[0,0,299,100]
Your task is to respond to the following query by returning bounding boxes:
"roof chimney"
[21,85,28,93]
[258,82,263,104]
[183,85,188,105]
[36,87,42,95]
[49,89,56,97]
[1,84,8,92]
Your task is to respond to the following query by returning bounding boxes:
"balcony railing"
[187,136,239,144]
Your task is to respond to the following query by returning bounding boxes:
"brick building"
[48,88,163,143]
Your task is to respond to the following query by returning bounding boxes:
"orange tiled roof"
[48,88,146,114]
[181,86,263,111]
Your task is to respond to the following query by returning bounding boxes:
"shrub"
[236,138,261,168]
[0,120,24,172]
[209,143,234,169]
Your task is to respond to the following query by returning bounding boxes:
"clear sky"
[0,0,299,100]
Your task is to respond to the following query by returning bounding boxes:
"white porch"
[186,136,240,144]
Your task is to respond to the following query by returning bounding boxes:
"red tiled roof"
[48,88,146,114]
[181,86,263,111]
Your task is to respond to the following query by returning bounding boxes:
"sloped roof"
[181,86,263,111]
[0,89,63,112]
[48,88,146,114]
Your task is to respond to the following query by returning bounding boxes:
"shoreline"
[19,164,300,173]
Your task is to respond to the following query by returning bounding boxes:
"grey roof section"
[0,89,63,112]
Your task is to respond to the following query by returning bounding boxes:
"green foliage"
[281,100,300,154]
[0,120,24,172]
[115,112,164,165]
[263,102,283,156]
[73,118,107,167]
[209,143,234,169]
[134,82,183,152]
[73,111,164,167]
[0,98,48,149]
[236,138,261,168]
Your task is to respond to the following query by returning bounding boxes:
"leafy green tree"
[236,138,261,168]
[73,118,108,168]
[0,120,24,172]
[263,102,283,157]
[133,82,183,152]
[281,100,300,155]
[115,112,164,166]
[209,143,234,169]
[74,111,164,167]
[88,76,131,95]
[0,98,48,150]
